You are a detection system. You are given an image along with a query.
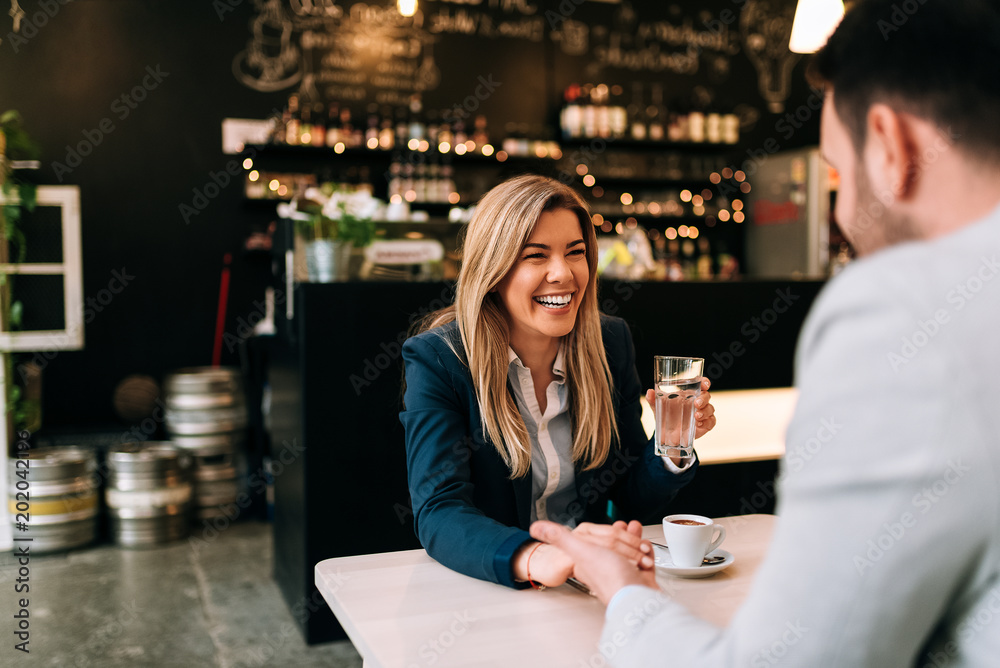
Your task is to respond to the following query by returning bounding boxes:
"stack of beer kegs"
[106,442,192,547]
[163,367,247,522]
[8,447,99,553]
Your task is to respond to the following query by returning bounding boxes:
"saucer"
[653,545,735,578]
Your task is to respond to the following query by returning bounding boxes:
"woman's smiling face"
[495,207,589,353]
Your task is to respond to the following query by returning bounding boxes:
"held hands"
[530,520,658,605]
[514,521,655,589]
[645,377,717,439]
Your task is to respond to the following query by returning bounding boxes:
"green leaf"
[10,300,23,328]
[6,220,27,263]
[18,183,36,212]
[0,110,20,126]
[4,203,21,225]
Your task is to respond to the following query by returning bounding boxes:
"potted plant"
[1,110,40,439]
[278,184,380,282]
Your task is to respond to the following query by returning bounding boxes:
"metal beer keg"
[164,367,248,521]
[164,367,247,436]
[105,443,191,547]
[188,442,244,521]
[7,447,99,553]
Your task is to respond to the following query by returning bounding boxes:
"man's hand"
[531,520,658,605]
[571,520,654,570]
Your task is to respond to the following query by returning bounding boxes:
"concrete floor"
[0,521,363,667]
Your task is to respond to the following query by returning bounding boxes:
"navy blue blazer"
[399,315,698,588]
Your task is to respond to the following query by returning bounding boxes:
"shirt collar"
[507,343,567,381]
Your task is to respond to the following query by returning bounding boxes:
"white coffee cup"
[662,514,726,568]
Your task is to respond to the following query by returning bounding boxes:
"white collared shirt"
[507,345,580,525]
[507,345,692,527]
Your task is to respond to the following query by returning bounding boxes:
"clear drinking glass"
[653,356,705,464]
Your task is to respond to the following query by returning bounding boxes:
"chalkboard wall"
[0,0,819,430]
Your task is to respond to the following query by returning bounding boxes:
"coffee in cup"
[662,514,726,568]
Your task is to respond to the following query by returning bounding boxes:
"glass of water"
[653,356,705,464]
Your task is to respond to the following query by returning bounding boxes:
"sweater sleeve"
[400,333,531,588]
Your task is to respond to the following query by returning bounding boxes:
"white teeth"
[534,294,572,307]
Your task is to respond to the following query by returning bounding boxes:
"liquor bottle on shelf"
[706,110,722,144]
[472,114,489,150]
[680,239,697,279]
[379,106,395,150]
[688,96,706,143]
[452,116,468,149]
[440,163,456,203]
[666,239,685,281]
[414,163,428,202]
[340,107,357,148]
[609,84,627,139]
[325,102,341,147]
[408,95,425,147]
[715,240,739,279]
[395,107,408,148]
[628,82,647,141]
[365,104,380,149]
[591,83,610,139]
[388,158,403,201]
[285,93,301,145]
[299,104,314,146]
[402,162,415,202]
[560,84,583,140]
[722,107,740,145]
[270,105,288,145]
[309,103,325,147]
[581,84,598,139]
[696,237,714,279]
[646,83,665,142]
[425,109,440,149]
[437,111,454,151]
[426,162,440,203]
[667,98,689,143]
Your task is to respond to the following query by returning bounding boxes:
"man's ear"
[863,103,919,202]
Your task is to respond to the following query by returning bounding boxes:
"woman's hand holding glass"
[645,377,716,439]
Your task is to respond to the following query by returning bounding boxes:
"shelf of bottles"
[555,82,748,280]
[245,84,753,279]
[244,92,562,208]
[559,82,741,146]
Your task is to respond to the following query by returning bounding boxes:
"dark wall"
[0,0,820,430]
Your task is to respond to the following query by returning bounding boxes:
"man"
[531,1,1000,665]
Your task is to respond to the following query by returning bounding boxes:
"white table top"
[315,514,777,668]
[640,387,798,465]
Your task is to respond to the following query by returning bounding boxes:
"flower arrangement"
[278,184,380,247]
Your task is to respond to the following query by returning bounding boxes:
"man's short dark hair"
[809,0,1000,163]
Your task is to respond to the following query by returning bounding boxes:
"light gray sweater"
[602,203,1000,667]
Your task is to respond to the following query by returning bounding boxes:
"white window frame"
[0,185,84,351]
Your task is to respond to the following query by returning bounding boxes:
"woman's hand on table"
[530,521,657,606]
[645,377,716,439]
[512,541,574,587]
[514,521,653,588]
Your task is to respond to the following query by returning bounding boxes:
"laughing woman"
[400,175,715,589]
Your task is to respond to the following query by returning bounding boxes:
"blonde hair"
[419,174,616,478]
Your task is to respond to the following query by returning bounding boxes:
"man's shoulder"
[815,208,1000,317]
